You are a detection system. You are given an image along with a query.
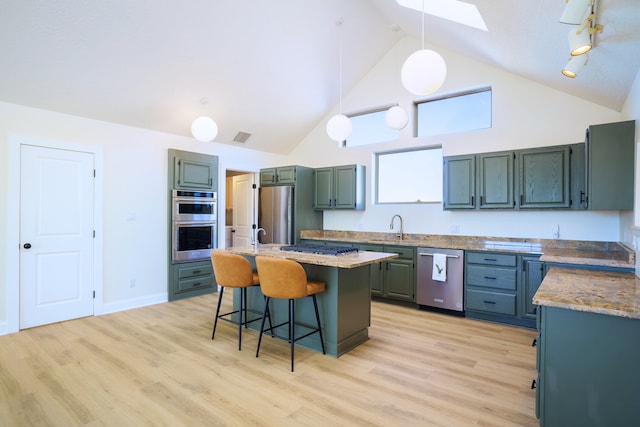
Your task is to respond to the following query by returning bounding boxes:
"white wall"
[289,37,626,241]
[0,101,287,332]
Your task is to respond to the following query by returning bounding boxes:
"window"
[376,147,443,203]
[346,107,399,147]
[416,87,491,137]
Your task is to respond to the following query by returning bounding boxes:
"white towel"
[432,253,447,282]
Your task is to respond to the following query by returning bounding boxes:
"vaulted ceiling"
[1,0,638,154]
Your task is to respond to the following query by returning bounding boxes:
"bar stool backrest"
[211,250,254,288]
[255,256,308,299]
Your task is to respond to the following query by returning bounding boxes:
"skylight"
[396,0,488,31]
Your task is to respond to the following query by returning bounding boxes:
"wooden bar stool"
[210,250,270,350]
[254,255,326,372]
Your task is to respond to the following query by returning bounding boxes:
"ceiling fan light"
[562,55,588,78]
[191,116,218,142]
[401,49,447,96]
[385,106,409,130]
[569,26,592,56]
[326,114,352,143]
[560,0,593,25]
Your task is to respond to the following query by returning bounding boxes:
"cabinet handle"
[484,258,498,262]
[483,276,497,280]
[531,338,537,347]
[192,270,201,274]
[531,379,537,390]
[192,282,201,287]
[483,300,496,304]
[471,195,474,206]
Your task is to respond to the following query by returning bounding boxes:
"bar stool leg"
[312,295,326,355]
[212,287,225,340]
[289,298,295,372]
[256,297,271,358]
[238,287,244,351]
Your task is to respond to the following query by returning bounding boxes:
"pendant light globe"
[191,116,218,142]
[401,49,447,95]
[326,114,352,143]
[385,106,409,130]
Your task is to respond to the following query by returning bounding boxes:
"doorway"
[224,170,257,248]
[6,136,104,334]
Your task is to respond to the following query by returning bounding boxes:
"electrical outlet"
[552,225,560,239]
[450,224,460,234]
[129,279,136,288]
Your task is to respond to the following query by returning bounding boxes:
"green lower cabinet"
[360,244,415,303]
[464,251,540,328]
[537,306,640,425]
[169,260,216,301]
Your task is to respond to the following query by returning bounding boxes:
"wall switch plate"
[552,225,560,239]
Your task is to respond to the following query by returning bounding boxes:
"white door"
[20,145,95,329]
[232,174,256,247]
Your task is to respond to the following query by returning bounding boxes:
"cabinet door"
[478,151,513,209]
[334,165,356,209]
[276,166,296,184]
[175,157,216,190]
[260,168,277,186]
[385,259,415,301]
[359,244,384,296]
[522,256,544,318]
[587,120,635,210]
[314,167,334,209]
[519,146,570,209]
[443,155,476,209]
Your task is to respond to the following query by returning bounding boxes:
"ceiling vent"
[233,131,251,143]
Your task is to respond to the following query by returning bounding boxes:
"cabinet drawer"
[177,275,214,292]
[384,245,415,260]
[466,265,516,290]
[466,252,517,267]
[177,264,213,279]
[466,289,516,315]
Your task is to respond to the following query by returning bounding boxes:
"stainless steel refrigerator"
[258,186,295,244]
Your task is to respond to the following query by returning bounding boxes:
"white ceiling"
[1,0,638,154]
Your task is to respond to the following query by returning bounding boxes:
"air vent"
[233,132,251,143]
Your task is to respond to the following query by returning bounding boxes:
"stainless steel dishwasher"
[417,247,464,313]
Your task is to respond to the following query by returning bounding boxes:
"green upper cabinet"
[583,120,635,210]
[518,145,571,209]
[443,155,476,209]
[478,151,514,209]
[260,166,297,186]
[313,164,365,210]
[170,149,218,191]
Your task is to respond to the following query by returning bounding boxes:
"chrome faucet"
[390,214,403,240]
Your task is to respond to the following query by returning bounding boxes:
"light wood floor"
[0,294,538,427]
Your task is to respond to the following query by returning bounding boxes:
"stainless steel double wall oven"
[171,190,217,263]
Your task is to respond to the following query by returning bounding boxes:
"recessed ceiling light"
[396,0,488,31]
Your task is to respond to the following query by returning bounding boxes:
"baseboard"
[98,292,168,316]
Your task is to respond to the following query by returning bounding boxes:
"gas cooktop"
[280,244,359,256]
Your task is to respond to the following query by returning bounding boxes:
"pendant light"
[385,26,409,131]
[326,18,352,146]
[401,0,447,96]
[191,98,218,142]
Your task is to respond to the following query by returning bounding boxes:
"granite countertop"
[300,230,635,270]
[226,244,398,269]
[533,267,640,319]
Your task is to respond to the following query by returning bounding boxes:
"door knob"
[23,243,32,249]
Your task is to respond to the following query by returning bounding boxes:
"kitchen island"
[226,245,398,357]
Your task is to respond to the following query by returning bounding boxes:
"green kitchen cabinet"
[521,255,544,319]
[259,166,297,186]
[580,120,635,210]
[464,251,537,328]
[536,306,640,425]
[169,259,216,301]
[443,155,476,209]
[360,244,415,302]
[518,146,571,209]
[477,151,514,209]
[314,164,365,210]
[171,149,218,191]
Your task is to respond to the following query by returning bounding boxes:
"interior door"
[19,145,95,329]
[231,173,256,247]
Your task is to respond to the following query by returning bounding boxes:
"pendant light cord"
[421,0,425,50]
[338,18,344,114]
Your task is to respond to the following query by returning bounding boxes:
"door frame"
[6,134,104,334]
